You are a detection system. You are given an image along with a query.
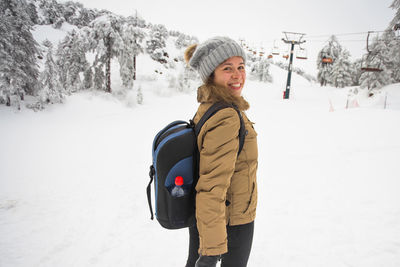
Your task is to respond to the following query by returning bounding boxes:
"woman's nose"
[232,69,240,79]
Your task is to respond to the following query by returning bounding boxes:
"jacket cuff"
[198,243,227,256]
[197,219,228,256]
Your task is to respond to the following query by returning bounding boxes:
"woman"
[184,37,258,267]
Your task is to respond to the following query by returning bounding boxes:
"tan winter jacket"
[193,84,258,256]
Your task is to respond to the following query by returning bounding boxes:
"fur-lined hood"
[197,84,250,111]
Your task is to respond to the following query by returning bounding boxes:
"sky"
[64,0,396,73]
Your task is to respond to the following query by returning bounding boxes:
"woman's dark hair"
[205,72,215,86]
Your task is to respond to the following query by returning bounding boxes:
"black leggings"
[185,221,254,267]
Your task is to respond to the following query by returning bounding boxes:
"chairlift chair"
[322,57,333,64]
[361,66,383,72]
[296,47,307,60]
[272,48,280,55]
[361,54,382,72]
[271,40,280,55]
[360,32,383,72]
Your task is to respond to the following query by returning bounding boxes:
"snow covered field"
[1,64,400,266]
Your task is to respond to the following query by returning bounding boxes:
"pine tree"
[350,59,363,86]
[83,68,93,89]
[61,1,100,27]
[56,30,89,93]
[383,30,400,82]
[390,0,400,29]
[26,2,39,24]
[317,60,332,86]
[94,65,105,91]
[175,33,187,49]
[89,14,124,92]
[175,33,198,49]
[127,10,146,28]
[330,47,352,88]
[39,40,64,104]
[316,35,341,86]
[177,65,192,92]
[251,58,273,83]
[146,24,168,63]
[119,15,146,89]
[37,0,64,26]
[0,0,40,107]
[359,35,392,93]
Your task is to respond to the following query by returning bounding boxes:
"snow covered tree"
[119,16,146,89]
[390,0,400,29]
[26,1,39,24]
[175,34,187,49]
[83,68,93,89]
[316,35,341,86]
[0,0,40,107]
[37,0,64,27]
[175,33,198,49]
[167,63,198,92]
[359,34,393,93]
[89,14,124,92]
[350,59,363,86]
[330,47,352,88]
[38,40,64,104]
[64,1,86,26]
[61,1,101,27]
[359,68,391,94]
[251,58,273,83]
[146,24,168,63]
[317,62,331,86]
[56,30,89,92]
[94,65,105,91]
[127,10,146,28]
[382,29,400,83]
[177,66,194,92]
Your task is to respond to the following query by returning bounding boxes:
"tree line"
[0,0,198,110]
[316,0,400,93]
[1,0,399,109]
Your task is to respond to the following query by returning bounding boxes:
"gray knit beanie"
[187,36,246,83]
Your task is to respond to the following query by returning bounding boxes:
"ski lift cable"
[259,29,392,44]
[307,39,366,42]
[307,30,387,38]
[249,29,398,55]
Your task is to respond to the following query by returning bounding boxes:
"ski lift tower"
[282,32,306,99]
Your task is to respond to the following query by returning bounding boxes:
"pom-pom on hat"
[184,36,246,83]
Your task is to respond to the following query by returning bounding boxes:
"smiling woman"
[183,37,258,267]
[213,56,246,97]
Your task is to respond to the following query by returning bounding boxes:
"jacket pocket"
[242,182,257,215]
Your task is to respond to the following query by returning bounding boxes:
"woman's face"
[213,56,246,97]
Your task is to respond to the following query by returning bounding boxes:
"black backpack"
[147,102,246,229]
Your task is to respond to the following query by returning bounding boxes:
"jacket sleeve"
[195,108,240,256]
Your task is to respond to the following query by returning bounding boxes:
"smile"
[229,83,241,89]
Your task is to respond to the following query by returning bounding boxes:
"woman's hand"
[195,255,220,267]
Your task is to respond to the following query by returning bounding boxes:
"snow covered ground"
[1,66,400,266]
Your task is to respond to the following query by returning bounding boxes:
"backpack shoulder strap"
[194,102,245,156]
[147,165,155,220]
